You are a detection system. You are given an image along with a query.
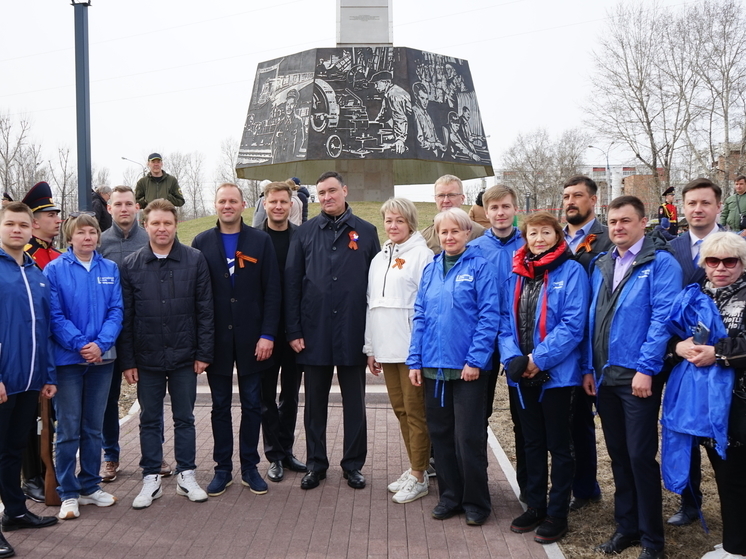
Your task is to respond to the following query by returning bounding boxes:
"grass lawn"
[177,200,459,245]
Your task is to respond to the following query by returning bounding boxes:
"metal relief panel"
[237,46,491,172]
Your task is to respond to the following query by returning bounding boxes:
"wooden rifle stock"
[39,397,60,506]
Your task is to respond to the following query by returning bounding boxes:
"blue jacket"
[588,238,683,379]
[468,227,524,282]
[499,258,590,389]
[0,249,56,394]
[661,284,735,494]
[406,245,501,371]
[44,249,123,367]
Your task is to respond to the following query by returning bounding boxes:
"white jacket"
[363,231,433,362]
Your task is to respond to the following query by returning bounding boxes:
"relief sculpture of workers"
[412,82,446,158]
[271,89,305,163]
[371,71,412,154]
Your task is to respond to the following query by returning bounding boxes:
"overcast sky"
[0,0,690,195]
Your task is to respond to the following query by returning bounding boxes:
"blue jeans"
[208,371,262,475]
[137,365,197,476]
[54,363,114,500]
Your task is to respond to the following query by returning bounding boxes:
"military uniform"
[24,236,61,270]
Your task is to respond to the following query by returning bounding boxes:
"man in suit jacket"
[285,171,380,490]
[667,177,728,526]
[561,175,614,512]
[192,183,281,497]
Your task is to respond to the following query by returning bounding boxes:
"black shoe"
[465,510,490,526]
[21,477,45,503]
[569,493,602,512]
[667,505,698,526]
[282,455,307,472]
[267,461,284,483]
[510,507,546,533]
[300,470,326,490]
[1,511,58,532]
[534,516,568,544]
[342,469,366,489]
[0,532,14,558]
[431,503,464,520]
[638,548,664,559]
[595,532,641,554]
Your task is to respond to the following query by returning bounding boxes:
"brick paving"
[8,375,560,559]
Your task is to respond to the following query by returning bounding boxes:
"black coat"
[192,222,281,376]
[119,242,214,372]
[92,192,112,232]
[572,218,614,273]
[285,207,380,367]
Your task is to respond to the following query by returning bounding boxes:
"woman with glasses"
[44,213,123,520]
[673,232,746,559]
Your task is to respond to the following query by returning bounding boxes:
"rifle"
[39,397,60,506]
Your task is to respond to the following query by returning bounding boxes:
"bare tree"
[48,147,77,217]
[121,167,143,188]
[0,112,33,201]
[501,128,589,216]
[215,137,260,207]
[587,2,691,190]
[92,165,111,187]
[182,152,207,219]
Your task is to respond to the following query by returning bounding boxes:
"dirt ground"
[488,380,724,559]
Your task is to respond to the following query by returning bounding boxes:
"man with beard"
[562,176,612,512]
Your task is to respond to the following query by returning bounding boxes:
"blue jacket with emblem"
[406,245,501,371]
[0,249,56,394]
[468,227,524,282]
[44,248,123,367]
[499,256,590,389]
[588,237,683,380]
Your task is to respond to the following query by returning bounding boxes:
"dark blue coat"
[192,222,281,376]
[285,207,379,367]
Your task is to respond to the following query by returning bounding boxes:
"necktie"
[693,239,702,266]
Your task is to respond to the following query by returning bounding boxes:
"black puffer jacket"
[119,242,214,372]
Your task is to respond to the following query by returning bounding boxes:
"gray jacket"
[99,221,150,268]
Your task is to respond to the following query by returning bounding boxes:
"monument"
[236,1,493,200]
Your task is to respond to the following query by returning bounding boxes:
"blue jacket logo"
[97,276,116,285]
[455,274,473,282]
[637,269,651,279]
[552,280,564,289]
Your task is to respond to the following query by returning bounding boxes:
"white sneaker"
[392,474,428,504]
[702,545,746,559]
[79,489,117,507]
[58,498,80,519]
[387,469,412,493]
[176,470,208,503]
[132,474,162,509]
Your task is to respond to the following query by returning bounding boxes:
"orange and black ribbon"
[392,258,405,269]
[577,233,596,254]
[236,251,257,268]
[348,231,359,250]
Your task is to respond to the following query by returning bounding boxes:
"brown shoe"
[160,460,174,477]
[101,461,119,483]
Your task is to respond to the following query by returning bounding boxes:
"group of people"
[1,166,745,559]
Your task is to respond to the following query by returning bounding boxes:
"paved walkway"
[9,375,562,559]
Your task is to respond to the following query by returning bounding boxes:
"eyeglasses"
[434,193,463,200]
[704,257,740,269]
[68,210,96,218]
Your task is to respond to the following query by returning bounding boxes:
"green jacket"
[720,192,746,231]
[135,172,185,209]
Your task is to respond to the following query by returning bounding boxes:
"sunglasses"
[704,257,740,269]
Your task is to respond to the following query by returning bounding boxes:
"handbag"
[735,193,746,230]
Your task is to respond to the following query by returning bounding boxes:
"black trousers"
[261,341,303,463]
[598,382,664,551]
[425,375,491,517]
[0,391,39,516]
[517,385,574,518]
[706,444,746,555]
[303,365,367,472]
[508,386,528,495]
[571,386,601,499]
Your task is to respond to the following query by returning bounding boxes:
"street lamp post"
[588,142,615,216]
[73,0,92,212]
